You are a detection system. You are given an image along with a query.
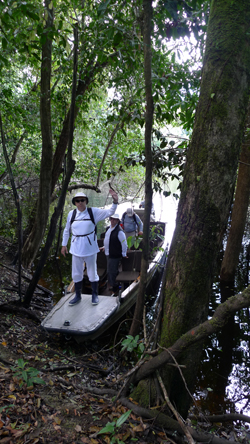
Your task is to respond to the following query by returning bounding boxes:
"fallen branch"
[129,284,250,386]
[0,356,12,367]
[119,397,238,444]
[0,303,41,322]
[191,413,250,424]
[43,362,115,376]
[82,386,117,397]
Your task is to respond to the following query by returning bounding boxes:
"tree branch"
[119,397,238,444]
[96,120,125,188]
[130,285,250,386]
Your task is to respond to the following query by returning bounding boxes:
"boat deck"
[41,292,120,336]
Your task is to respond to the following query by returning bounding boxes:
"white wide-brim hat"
[72,192,89,205]
[110,213,120,219]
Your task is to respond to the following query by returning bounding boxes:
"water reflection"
[194,277,250,416]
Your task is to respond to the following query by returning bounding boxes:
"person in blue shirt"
[121,208,143,239]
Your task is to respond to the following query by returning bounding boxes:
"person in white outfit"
[103,214,127,292]
[61,189,118,306]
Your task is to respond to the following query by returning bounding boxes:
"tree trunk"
[131,0,250,417]
[23,25,78,306]
[22,0,54,269]
[220,105,250,283]
[129,0,153,337]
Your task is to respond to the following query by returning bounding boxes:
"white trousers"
[72,254,99,283]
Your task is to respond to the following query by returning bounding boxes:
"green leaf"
[138,342,145,353]
[160,140,168,148]
[0,405,14,413]
[25,10,40,21]
[31,377,46,385]
[98,421,116,434]
[17,358,26,369]
[2,37,7,50]
[97,0,111,16]
[22,370,28,382]
[116,410,132,427]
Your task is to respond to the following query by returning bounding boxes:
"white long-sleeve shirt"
[62,203,117,257]
[104,225,127,257]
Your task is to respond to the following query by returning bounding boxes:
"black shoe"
[92,293,99,305]
[69,294,81,305]
[91,281,99,305]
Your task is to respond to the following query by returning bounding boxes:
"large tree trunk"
[132,0,250,418]
[22,0,54,269]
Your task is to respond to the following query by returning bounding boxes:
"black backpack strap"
[70,209,77,232]
[87,207,95,225]
[87,207,97,236]
[133,214,139,226]
[121,212,126,224]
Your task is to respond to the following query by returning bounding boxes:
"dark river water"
[195,279,250,416]
[39,189,250,418]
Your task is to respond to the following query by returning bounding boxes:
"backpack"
[70,207,97,236]
[121,211,138,227]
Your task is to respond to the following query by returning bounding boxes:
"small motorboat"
[41,220,168,342]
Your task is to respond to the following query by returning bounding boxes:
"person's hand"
[109,188,118,203]
[138,231,143,236]
[99,246,105,252]
[61,246,68,257]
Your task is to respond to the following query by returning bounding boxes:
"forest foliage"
[0,0,207,243]
[2,1,250,441]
